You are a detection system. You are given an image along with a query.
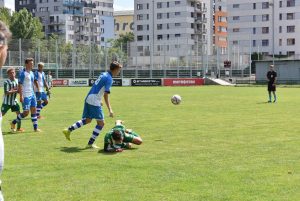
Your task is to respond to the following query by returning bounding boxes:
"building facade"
[130,0,207,68]
[214,0,228,54]
[15,0,114,45]
[0,0,4,7]
[114,10,134,38]
[227,0,300,57]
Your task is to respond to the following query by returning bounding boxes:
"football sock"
[273,92,277,102]
[69,119,87,131]
[12,113,24,124]
[31,114,38,130]
[36,105,42,117]
[17,121,21,130]
[268,92,272,102]
[87,125,103,145]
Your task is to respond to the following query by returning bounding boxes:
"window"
[262,39,269,46]
[54,6,59,11]
[167,2,169,7]
[287,0,295,7]
[157,24,162,30]
[253,15,256,22]
[137,14,143,20]
[137,4,143,10]
[175,12,180,16]
[175,34,181,37]
[137,25,143,31]
[262,2,269,9]
[287,13,294,20]
[157,2,162,8]
[287,26,295,33]
[233,28,239,32]
[279,39,282,46]
[287,51,295,56]
[233,16,240,20]
[157,13,162,19]
[253,3,256,9]
[262,27,269,34]
[175,1,180,5]
[253,40,256,47]
[137,36,143,41]
[233,4,239,8]
[253,28,256,34]
[137,46,143,52]
[157,35,162,40]
[287,38,295,45]
[279,26,282,33]
[175,23,181,27]
[279,13,282,20]
[262,14,269,21]
[232,41,238,45]
[279,1,282,7]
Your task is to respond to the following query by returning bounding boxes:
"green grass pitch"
[1,86,300,201]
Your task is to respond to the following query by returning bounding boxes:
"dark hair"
[110,61,122,71]
[112,130,122,141]
[0,21,11,46]
[25,58,34,64]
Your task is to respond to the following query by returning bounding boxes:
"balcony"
[63,9,83,16]
[49,20,65,25]
[84,2,96,8]
[195,17,207,23]
[48,29,65,34]
[63,0,84,8]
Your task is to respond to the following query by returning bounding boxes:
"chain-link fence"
[3,38,300,80]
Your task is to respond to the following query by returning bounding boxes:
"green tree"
[10,8,43,39]
[0,7,11,26]
[112,32,134,51]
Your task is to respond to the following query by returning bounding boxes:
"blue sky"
[5,0,134,11]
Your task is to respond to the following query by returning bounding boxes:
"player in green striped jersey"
[1,67,24,132]
[103,120,143,152]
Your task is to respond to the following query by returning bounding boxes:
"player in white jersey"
[34,62,50,119]
[11,58,40,132]
[63,61,122,149]
[0,20,12,201]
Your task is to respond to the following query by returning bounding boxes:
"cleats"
[17,128,25,132]
[85,144,100,149]
[63,129,71,141]
[34,128,41,132]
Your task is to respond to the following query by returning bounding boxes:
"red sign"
[163,78,204,86]
[52,79,69,87]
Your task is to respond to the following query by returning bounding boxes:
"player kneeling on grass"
[104,120,142,152]
[1,67,24,132]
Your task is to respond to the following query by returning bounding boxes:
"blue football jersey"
[85,72,113,106]
[19,69,35,97]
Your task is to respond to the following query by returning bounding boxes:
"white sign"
[68,79,89,87]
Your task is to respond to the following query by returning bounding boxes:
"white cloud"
[5,1,15,11]
[114,5,134,11]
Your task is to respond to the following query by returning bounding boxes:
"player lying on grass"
[104,120,143,152]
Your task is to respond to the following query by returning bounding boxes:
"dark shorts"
[1,103,20,114]
[268,83,276,91]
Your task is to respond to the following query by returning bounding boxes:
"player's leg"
[37,93,48,118]
[272,91,277,102]
[1,104,9,117]
[86,105,105,148]
[30,96,39,132]
[12,103,24,132]
[124,131,143,146]
[11,98,30,131]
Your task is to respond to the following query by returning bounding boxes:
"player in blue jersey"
[34,62,50,118]
[11,58,40,132]
[63,61,122,149]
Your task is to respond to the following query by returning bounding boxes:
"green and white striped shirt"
[3,79,18,106]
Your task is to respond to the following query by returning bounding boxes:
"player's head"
[48,70,51,75]
[269,64,274,71]
[25,58,34,70]
[110,61,122,76]
[38,62,44,71]
[112,129,123,143]
[6,67,16,80]
[0,21,11,68]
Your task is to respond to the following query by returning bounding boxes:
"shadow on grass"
[60,146,87,153]
[256,101,272,104]
[98,147,139,155]
[2,131,31,135]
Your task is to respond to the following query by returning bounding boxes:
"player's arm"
[18,84,23,102]
[104,142,123,152]
[44,77,50,91]
[4,82,18,95]
[104,92,113,117]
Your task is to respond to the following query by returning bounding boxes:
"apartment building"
[227,0,300,56]
[214,0,227,54]
[131,0,207,67]
[114,10,134,38]
[0,0,5,7]
[15,0,114,46]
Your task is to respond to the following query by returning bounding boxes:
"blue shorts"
[36,92,48,102]
[22,95,37,111]
[82,102,104,120]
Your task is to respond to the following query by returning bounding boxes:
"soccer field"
[2,86,300,201]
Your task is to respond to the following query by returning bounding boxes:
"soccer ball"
[171,94,181,105]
